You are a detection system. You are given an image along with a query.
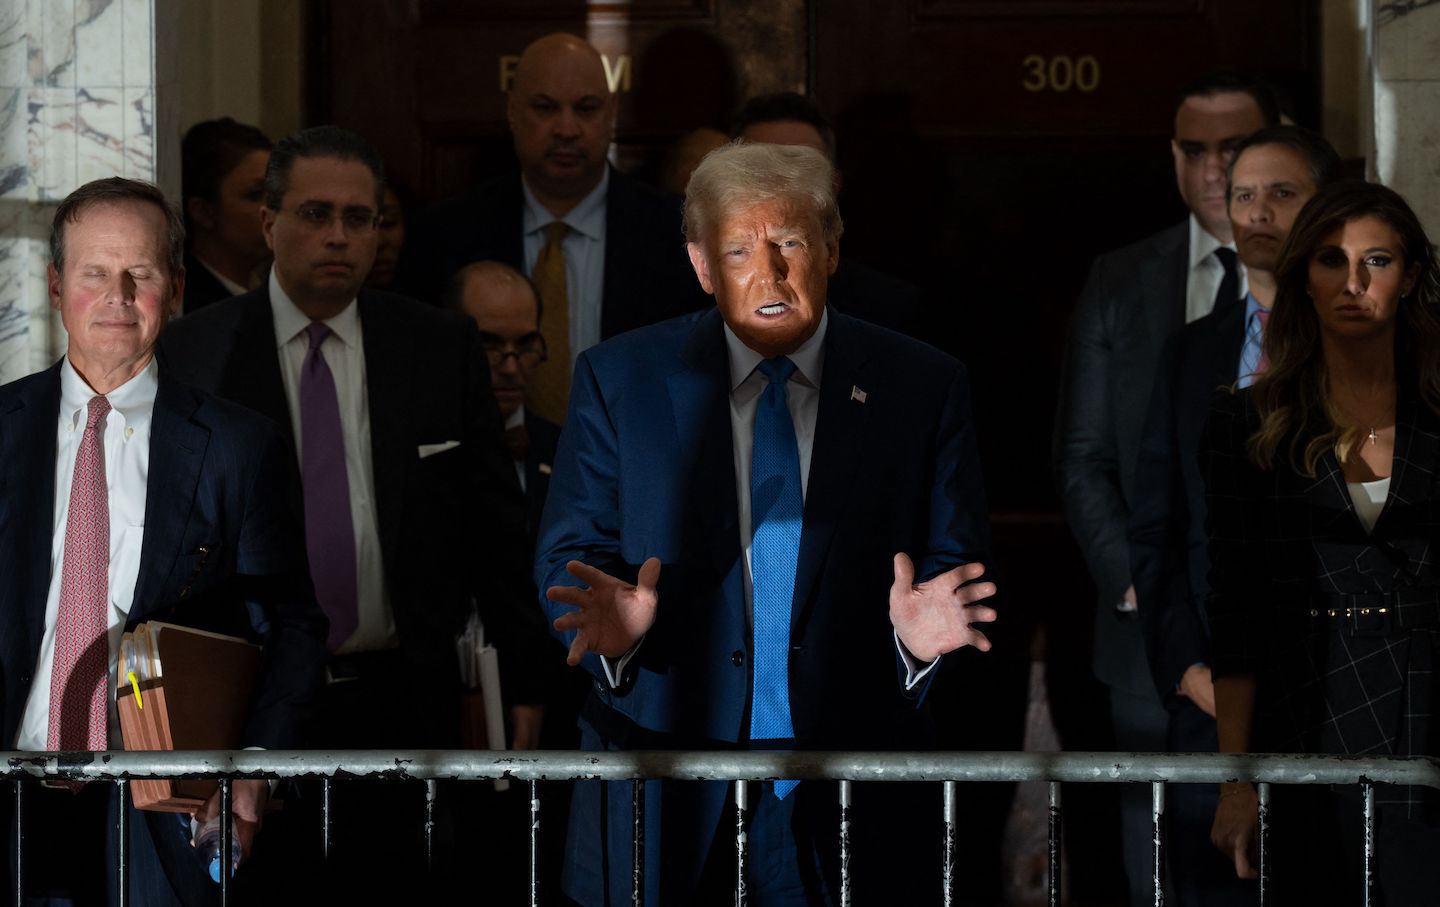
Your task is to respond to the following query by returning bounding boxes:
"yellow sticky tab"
[128,671,143,709]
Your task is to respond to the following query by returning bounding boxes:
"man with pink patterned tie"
[0,177,327,905]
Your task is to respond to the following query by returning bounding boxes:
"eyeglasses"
[288,203,380,234]
[481,334,547,369]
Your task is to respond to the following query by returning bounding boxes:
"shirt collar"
[522,167,610,242]
[1244,292,1267,324]
[505,405,525,431]
[269,267,362,351]
[723,308,828,393]
[1187,213,1236,270]
[60,354,158,431]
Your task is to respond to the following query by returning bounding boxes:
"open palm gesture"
[548,557,661,665]
[889,553,997,662]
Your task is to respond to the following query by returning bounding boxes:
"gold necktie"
[530,221,571,422]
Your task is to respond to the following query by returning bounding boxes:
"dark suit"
[522,409,560,544]
[537,308,990,905]
[1128,302,1254,906]
[1199,385,1440,903]
[158,285,543,900]
[181,252,239,315]
[825,259,929,340]
[396,167,709,332]
[0,361,328,906]
[1054,219,1190,902]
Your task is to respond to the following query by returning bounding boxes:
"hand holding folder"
[116,622,261,812]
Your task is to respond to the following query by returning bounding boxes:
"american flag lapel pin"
[850,385,867,404]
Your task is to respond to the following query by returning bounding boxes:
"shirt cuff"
[600,636,645,689]
[894,630,941,691]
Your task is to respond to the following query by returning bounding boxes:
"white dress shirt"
[521,169,609,364]
[16,357,157,750]
[604,311,936,691]
[1185,214,1248,325]
[269,269,396,655]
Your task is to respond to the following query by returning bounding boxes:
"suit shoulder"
[361,288,474,336]
[1091,220,1188,272]
[840,312,962,377]
[164,289,263,342]
[583,310,706,367]
[0,366,58,412]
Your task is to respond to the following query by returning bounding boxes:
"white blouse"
[1346,477,1391,534]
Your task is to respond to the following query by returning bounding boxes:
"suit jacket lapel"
[1372,389,1439,560]
[358,293,414,574]
[131,368,209,619]
[791,311,873,633]
[3,364,62,655]
[668,310,739,575]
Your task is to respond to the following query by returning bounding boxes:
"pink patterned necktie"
[47,395,112,752]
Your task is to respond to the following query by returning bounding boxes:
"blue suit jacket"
[0,360,328,905]
[536,307,991,904]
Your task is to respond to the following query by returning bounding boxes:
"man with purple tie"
[159,126,545,900]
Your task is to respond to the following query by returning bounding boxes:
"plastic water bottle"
[194,816,241,883]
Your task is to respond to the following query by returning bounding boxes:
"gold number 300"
[1021,55,1101,93]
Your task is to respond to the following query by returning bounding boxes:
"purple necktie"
[300,322,358,651]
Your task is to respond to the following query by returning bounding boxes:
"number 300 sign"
[1021,55,1101,93]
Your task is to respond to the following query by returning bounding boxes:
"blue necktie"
[751,357,802,799]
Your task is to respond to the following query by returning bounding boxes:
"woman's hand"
[1211,782,1259,879]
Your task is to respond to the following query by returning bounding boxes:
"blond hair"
[682,141,842,244]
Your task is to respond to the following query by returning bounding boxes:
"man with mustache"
[398,32,708,423]
[1055,70,1277,904]
[1128,125,1340,905]
[160,126,547,900]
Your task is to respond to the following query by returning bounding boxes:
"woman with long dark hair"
[1201,179,1440,902]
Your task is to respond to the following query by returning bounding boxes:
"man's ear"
[825,237,840,277]
[260,207,278,252]
[47,263,62,311]
[686,242,715,295]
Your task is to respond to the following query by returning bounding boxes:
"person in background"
[1129,124,1340,907]
[1202,179,1440,903]
[1054,69,1276,905]
[365,174,411,290]
[180,117,272,313]
[397,32,707,423]
[658,126,729,196]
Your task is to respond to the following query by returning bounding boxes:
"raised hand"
[548,557,661,666]
[888,553,997,663]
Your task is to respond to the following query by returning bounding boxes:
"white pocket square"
[417,440,461,459]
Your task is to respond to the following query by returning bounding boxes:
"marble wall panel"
[1374,78,1440,237]
[1374,2,1440,81]
[1,6,26,87]
[74,0,124,87]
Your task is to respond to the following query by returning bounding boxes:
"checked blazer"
[1200,385,1440,815]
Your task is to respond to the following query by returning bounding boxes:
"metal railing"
[5,749,1438,907]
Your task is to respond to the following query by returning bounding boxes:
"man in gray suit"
[1054,70,1275,904]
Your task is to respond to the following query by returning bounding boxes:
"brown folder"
[116,622,260,812]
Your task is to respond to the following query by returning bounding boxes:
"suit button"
[594,679,606,693]
[732,650,745,667]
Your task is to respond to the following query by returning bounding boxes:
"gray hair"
[50,177,186,278]
[682,141,843,244]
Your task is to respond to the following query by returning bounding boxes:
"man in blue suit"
[537,142,996,906]
[0,178,327,905]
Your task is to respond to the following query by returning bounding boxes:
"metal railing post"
[1151,781,1165,907]
[530,780,541,907]
[631,779,644,907]
[322,778,332,861]
[838,779,852,907]
[1257,782,1270,907]
[942,780,957,907]
[735,779,749,907]
[12,781,22,907]
[116,779,130,907]
[1048,781,1062,907]
[424,779,436,872]
[1362,783,1375,907]
[218,778,231,906]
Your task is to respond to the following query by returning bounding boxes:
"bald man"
[399,33,707,422]
[446,261,560,541]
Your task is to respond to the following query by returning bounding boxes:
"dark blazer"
[181,252,239,315]
[1054,220,1191,693]
[825,258,929,340]
[1129,300,1245,703]
[536,308,991,904]
[1200,387,1440,783]
[0,360,328,903]
[395,167,709,333]
[158,286,545,715]
[522,409,560,543]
